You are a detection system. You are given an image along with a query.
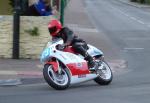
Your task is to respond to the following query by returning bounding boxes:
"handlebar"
[56,44,66,50]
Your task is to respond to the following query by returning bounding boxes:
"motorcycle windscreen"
[40,47,51,63]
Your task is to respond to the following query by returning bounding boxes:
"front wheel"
[43,64,70,90]
[94,61,113,85]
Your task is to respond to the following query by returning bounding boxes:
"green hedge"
[146,0,150,4]
[130,0,150,4]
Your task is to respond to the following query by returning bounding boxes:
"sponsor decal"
[76,63,83,68]
[78,74,86,78]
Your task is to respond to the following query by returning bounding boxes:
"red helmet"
[48,19,62,36]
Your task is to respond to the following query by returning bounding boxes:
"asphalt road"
[1,0,150,103]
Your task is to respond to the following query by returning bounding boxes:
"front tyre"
[43,64,70,90]
[94,61,113,85]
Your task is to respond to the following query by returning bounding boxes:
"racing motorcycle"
[40,39,113,90]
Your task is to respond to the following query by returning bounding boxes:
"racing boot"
[85,54,99,71]
[89,61,99,72]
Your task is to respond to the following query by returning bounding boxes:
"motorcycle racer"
[48,19,98,71]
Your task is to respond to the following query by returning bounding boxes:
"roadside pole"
[13,0,20,59]
[60,0,65,25]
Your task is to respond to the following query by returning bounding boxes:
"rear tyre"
[43,64,70,90]
[94,61,113,85]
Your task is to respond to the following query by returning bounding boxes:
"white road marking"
[124,48,144,50]
[126,37,150,40]
[19,83,47,87]
[137,20,145,24]
[124,13,129,17]
[0,71,17,75]
[119,10,145,25]
[0,70,42,76]
[72,28,99,33]
[130,16,137,21]
[110,5,147,25]
[66,24,99,33]
[36,64,43,68]
[0,79,22,86]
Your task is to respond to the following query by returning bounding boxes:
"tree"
[130,0,137,2]
[9,0,15,8]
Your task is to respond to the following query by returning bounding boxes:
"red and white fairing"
[41,39,103,84]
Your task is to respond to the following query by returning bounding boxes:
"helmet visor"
[48,26,57,34]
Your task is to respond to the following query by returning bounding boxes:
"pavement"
[0,0,128,86]
[0,59,44,86]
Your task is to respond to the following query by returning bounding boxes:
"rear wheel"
[94,61,113,85]
[43,64,70,90]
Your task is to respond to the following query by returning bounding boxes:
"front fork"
[46,59,62,74]
[57,60,62,74]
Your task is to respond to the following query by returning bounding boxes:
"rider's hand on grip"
[56,44,66,50]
